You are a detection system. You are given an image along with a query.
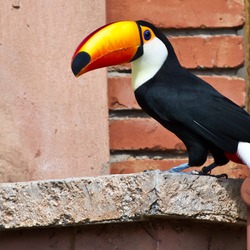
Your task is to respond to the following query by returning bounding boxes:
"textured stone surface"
[0,172,246,230]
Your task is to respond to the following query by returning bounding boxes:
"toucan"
[71,20,250,176]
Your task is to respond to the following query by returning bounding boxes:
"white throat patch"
[131,37,168,90]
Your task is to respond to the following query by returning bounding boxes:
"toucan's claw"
[163,162,228,178]
[194,163,228,178]
[195,170,228,179]
[190,166,228,178]
[215,173,228,178]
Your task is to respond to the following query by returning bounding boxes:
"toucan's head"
[71,20,177,89]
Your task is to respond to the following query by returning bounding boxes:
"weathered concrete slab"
[0,172,246,230]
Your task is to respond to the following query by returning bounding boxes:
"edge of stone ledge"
[0,172,246,230]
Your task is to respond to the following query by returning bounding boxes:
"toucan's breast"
[131,37,168,91]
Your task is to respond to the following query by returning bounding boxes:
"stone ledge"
[0,172,246,230]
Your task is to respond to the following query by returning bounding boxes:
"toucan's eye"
[144,30,151,40]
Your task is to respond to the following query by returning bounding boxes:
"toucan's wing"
[145,74,250,154]
[185,95,250,153]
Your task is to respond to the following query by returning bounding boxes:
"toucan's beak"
[71,21,142,77]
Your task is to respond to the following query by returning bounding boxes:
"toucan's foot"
[164,162,228,178]
[195,166,228,178]
[166,163,190,173]
[194,170,228,178]
[194,163,228,178]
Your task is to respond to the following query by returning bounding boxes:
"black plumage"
[134,21,250,167]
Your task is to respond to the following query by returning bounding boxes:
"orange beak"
[71,21,143,77]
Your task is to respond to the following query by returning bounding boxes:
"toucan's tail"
[238,142,250,168]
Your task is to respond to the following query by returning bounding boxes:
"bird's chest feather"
[134,81,172,124]
[134,82,156,115]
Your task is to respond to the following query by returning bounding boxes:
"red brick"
[108,76,138,110]
[202,76,246,106]
[108,76,246,110]
[110,158,249,179]
[109,118,185,151]
[111,158,188,174]
[108,36,244,71]
[107,0,245,28]
[170,36,244,69]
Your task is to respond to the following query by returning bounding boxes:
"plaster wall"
[0,0,109,182]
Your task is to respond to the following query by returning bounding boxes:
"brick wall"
[106,0,249,178]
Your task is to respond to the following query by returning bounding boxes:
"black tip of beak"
[71,52,91,77]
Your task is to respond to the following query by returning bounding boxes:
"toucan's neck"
[131,38,168,90]
[131,36,181,91]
